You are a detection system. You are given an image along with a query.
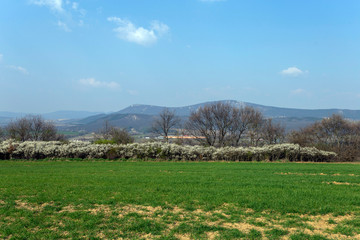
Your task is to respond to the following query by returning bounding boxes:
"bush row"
[0,141,336,162]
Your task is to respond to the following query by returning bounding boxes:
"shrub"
[289,114,360,161]
[0,141,336,162]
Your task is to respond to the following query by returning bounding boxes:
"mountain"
[42,111,103,120]
[0,112,26,118]
[4,100,360,132]
[0,111,103,126]
[118,103,207,116]
[118,100,360,119]
[0,110,102,120]
[68,113,158,133]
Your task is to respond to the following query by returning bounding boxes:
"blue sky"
[0,0,360,113]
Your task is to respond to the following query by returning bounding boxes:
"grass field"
[0,161,359,239]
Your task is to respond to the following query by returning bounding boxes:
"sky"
[0,0,360,113]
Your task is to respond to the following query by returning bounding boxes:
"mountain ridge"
[118,100,360,119]
[2,101,360,132]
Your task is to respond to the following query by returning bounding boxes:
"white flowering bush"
[0,140,336,162]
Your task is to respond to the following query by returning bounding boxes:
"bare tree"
[186,102,271,147]
[288,114,360,161]
[32,115,45,141]
[41,122,60,141]
[247,110,265,146]
[185,105,218,146]
[6,115,61,141]
[7,117,32,141]
[109,127,134,144]
[211,102,233,147]
[152,108,180,142]
[261,118,285,145]
[321,114,351,148]
[98,120,113,140]
[97,121,134,144]
[229,106,263,146]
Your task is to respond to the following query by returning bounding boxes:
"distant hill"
[109,100,360,133]
[68,113,158,133]
[119,100,360,119]
[3,100,360,132]
[118,103,208,116]
[0,111,103,126]
[0,112,26,118]
[42,111,103,120]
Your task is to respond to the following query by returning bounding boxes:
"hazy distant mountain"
[69,113,157,133]
[0,110,103,126]
[0,111,102,120]
[42,111,103,120]
[0,112,26,118]
[118,103,208,116]
[118,100,360,119]
[4,101,360,132]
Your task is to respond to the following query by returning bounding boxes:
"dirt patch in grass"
[276,172,360,177]
[88,204,113,216]
[15,199,53,212]
[59,204,78,213]
[206,231,219,239]
[174,233,191,240]
[323,181,360,186]
[222,222,264,233]
[276,172,327,176]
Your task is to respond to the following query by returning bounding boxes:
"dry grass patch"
[323,181,360,186]
[276,172,360,177]
[14,199,53,212]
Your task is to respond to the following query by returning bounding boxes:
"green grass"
[0,161,360,239]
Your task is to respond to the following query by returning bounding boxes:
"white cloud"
[57,21,71,32]
[30,0,63,12]
[6,65,29,75]
[107,17,169,46]
[150,21,169,36]
[72,2,78,10]
[31,0,86,31]
[280,67,306,77]
[79,78,120,89]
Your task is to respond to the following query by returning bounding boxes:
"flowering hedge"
[0,140,336,162]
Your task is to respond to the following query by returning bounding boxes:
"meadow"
[0,161,359,239]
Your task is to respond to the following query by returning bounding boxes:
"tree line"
[288,114,360,161]
[152,102,360,161]
[153,102,285,147]
[0,115,63,142]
